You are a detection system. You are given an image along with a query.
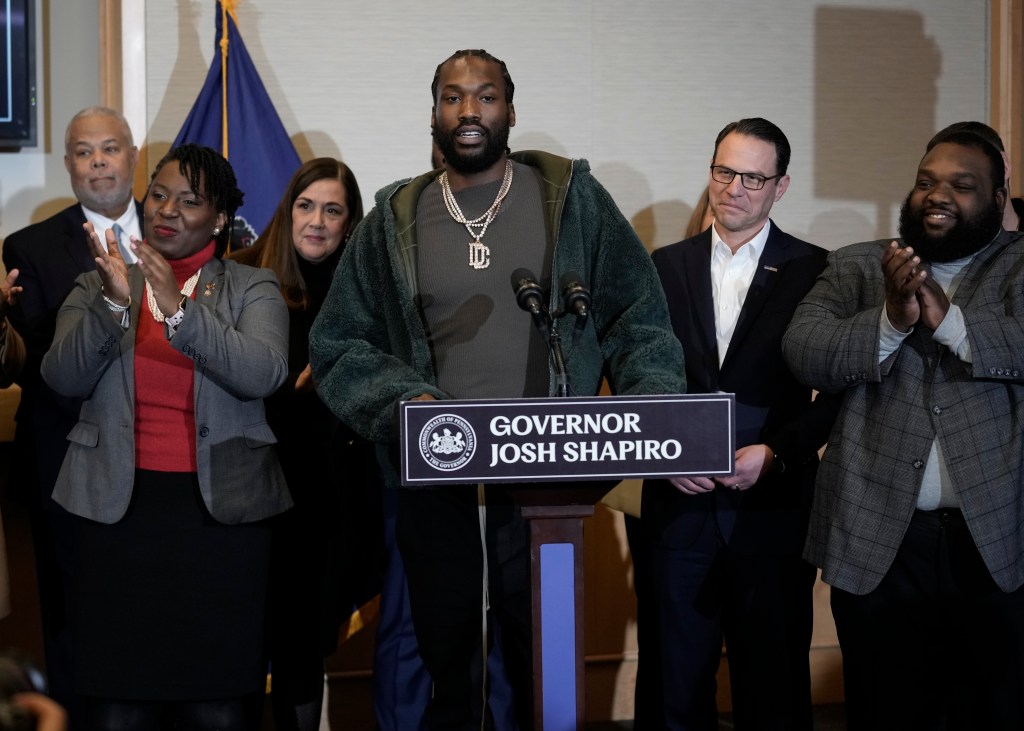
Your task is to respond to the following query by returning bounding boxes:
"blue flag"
[173,0,300,248]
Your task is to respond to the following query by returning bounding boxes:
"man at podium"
[310,49,683,730]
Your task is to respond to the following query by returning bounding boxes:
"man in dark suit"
[784,132,1024,730]
[1,106,140,725]
[639,118,831,730]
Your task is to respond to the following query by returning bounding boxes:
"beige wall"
[0,3,1001,269]
[139,1,990,253]
[0,1,997,271]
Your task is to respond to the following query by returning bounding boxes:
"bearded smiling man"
[783,132,1024,731]
[896,152,1005,265]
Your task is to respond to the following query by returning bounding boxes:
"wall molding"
[99,0,149,189]
[991,0,1023,191]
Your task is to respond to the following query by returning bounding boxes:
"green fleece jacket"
[310,150,685,457]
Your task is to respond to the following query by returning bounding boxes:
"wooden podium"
[510,484,612,729]
[400,395,734,729]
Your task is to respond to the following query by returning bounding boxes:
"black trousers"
[624,514,664,730]
[832,508,1024,731]
[396,486,532,731]
[649,513,816,731]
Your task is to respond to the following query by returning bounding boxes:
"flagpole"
[220,0,236,157]
[173,0,300,241]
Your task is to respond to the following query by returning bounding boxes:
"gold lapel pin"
[204,282,216,297]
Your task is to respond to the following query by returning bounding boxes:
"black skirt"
[72,470,271,700]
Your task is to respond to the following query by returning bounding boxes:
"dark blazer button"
[199,426,209,437]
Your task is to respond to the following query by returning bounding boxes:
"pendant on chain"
[468,240,490,269]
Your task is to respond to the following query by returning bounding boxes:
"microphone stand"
[548,326,570,398]
[521,300,570,398]
[511,269,588,399]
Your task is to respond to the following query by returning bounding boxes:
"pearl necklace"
[146,270,201,322]
[439,159,514,270]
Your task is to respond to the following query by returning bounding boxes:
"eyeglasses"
[710,165,782,191]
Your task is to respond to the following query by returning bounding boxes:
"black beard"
[432,121,510,175]
[897,193,1003,263]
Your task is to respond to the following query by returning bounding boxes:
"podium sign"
[400,393,735,486]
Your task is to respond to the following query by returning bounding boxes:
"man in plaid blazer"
[783,130,1024,730]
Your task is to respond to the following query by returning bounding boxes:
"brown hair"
[684,185,712,239]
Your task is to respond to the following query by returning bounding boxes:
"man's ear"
[774,175,791,202]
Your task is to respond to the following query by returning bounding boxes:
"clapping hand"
[85,222,130,306]
[13,692,68,731]
[131,238,184,319]
[881,240,950,332]
[882,240,926,332]
[0,268,21,319]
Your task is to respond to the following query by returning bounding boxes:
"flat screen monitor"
[0,0,36,148]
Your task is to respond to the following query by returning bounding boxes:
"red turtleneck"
[134,240,215,472]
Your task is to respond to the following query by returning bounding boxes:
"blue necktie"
[111,222,132,262]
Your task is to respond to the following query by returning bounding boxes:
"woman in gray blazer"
[41,144,292,731]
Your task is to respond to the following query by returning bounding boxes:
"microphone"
[511,268,545,314]
[559,271,591,341]
[511,268,551,339]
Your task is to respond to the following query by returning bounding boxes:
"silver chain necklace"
[439,159,514,270]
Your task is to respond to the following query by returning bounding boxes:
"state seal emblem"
[419,414,476,472]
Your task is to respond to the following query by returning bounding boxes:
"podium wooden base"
[513,485,611,730]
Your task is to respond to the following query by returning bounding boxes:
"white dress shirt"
[710,220,771,366]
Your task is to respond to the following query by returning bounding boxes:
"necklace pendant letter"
[469,241,490,270]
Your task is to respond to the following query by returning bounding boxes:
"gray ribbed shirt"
[416,161,551,399]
